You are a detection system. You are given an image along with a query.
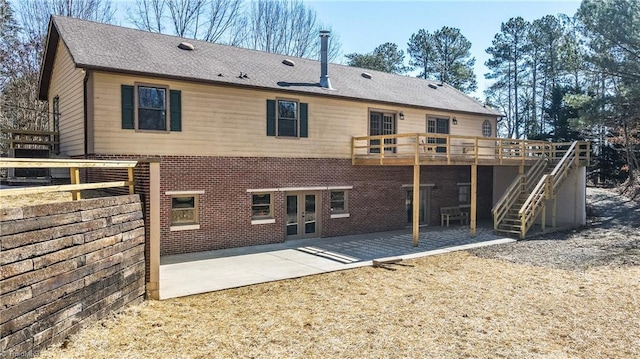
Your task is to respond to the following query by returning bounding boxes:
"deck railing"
[1,129,59,152]
[352,133,590,166]
[0,158,137,200]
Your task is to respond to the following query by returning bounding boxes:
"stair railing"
[518,174,550,239]
[492,174,524,230]
[550,141,578,192]
[517,141,580,238]
[492,155,549,231]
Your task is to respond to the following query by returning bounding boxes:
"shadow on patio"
[159,222,515,299]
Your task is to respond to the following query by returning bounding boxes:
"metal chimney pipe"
[319,30,332,89]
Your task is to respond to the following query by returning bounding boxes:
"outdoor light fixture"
[399,112,405,120]
[452,117,458,125]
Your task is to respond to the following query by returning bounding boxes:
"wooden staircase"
[492,141,588,239]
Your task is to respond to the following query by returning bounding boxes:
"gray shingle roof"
[40,15,501,117]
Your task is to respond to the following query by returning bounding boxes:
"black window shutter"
[299,103,308,138]
[266,99,276,136]
[170,90,182,131]
[121,85,134,129]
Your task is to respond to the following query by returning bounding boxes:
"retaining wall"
[0,195,146,358]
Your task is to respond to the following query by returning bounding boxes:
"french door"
[370,111,396,153]
[286,191,320,239]
[427,117,449,153]
[406,187,430,225]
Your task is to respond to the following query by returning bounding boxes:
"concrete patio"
[160,224,515,299]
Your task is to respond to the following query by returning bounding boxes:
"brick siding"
[86,155,493,256]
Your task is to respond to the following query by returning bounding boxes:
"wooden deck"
[352,133,591,166]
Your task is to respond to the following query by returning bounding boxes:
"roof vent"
[178,42,194,51]
[361,72,372,79]
[282,59,295,66]
[437,83,443,87]
[428,83,438,89]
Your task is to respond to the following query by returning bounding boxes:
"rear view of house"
[38,16,589,256]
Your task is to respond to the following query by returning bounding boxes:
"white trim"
[246,188,278,193]
[330,213,350,219]
[170,224,200,231]
[165,190,205,195]
[277,186,326,192]
[246,186,353,193]
[457,182,471,186]
[327,186,353,190]
[401,183,435,188]
[251,218,276,225]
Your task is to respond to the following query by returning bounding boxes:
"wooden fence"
[0,158,137,200]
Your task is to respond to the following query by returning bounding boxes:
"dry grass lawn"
[38,252,640,359]
[0,192,71,208]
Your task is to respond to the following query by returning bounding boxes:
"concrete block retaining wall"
[0,195,146,358]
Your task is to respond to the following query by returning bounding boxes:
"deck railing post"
[128,167,135,194]
[474,137,479,164]
[70,167,81,200]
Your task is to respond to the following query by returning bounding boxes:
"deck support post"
[147,161,161,300]
[552,197,557,229]
[412,164,420,246]
[470,164,477,237]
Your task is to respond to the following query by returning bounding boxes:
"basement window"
[170,193,200,231]
[330,190,350,218]
[252,193,274,224]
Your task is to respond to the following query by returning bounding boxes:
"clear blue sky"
[307,0,582,98]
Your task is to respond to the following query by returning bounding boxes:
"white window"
[170,194,199,232]
[482,120,492,137]
[252,193,273,219]
[330,191,348,214]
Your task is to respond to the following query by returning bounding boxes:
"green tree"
[345,42,408,74]
[407,29,435,79]
[431,26,477,93]
[577,0,640,180]
[529,15,564,135]
[485,17,529,138]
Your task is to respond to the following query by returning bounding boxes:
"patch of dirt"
[36,253,640,359]
[470,187,640,270]
[34,188,640,359]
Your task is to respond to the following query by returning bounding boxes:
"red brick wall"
[87,155,493,256]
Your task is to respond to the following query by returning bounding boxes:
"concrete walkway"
[160,224,515,299]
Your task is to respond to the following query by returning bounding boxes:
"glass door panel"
[286,195,298,236]
[304,194,316,235]
[369,112,382,154]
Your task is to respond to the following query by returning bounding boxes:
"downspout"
[83,68,89,183]
[83,68,89,159]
